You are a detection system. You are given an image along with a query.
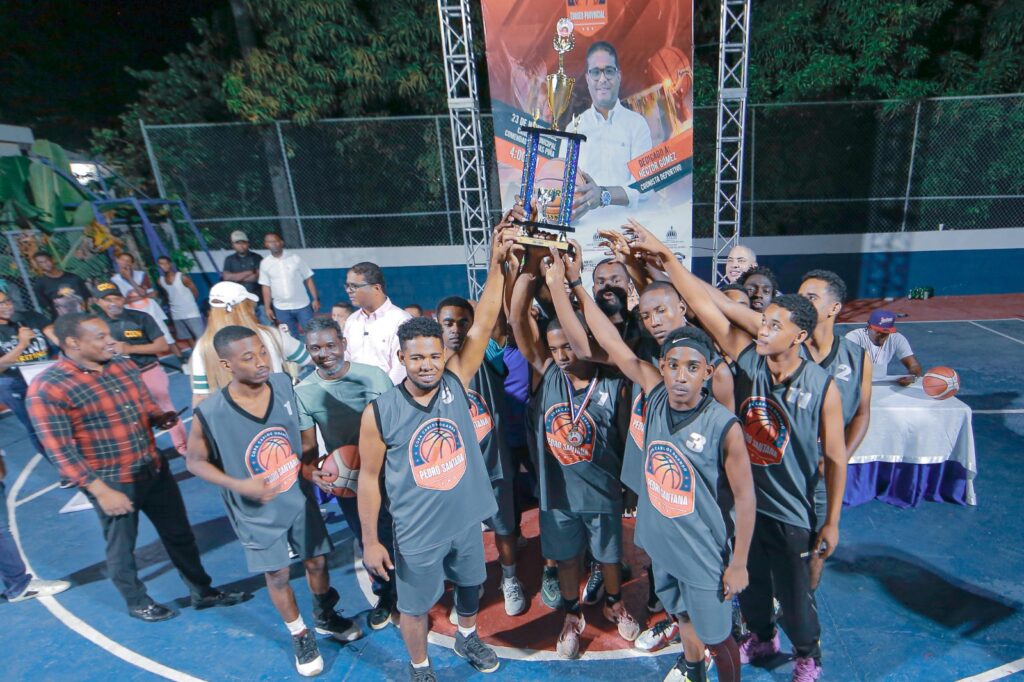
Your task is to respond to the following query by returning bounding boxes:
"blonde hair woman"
[191,281,310,406]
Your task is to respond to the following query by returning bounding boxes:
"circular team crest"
[628,391,646,449]
[246,427,300,494]
[644,440,696,518]
[543,403,595,466]
[408,418,468,491]
[465,389,494,443]
[740,396,790,466]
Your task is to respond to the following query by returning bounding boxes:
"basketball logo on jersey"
[465,389,493,443]
[740,396,790,466]
[644,440,696,518]
[408,418,467,491]
[544,403,596,466]
[245,426,300,494]
[628,392,646,449]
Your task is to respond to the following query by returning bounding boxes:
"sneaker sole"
[453,648,500,673]
[128,610,179,622]
[295,655,324,677]
[504,601,527,616]
[315,625,364,642]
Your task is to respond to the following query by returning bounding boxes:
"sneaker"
[738,631,781,664]
[8,578,71,603]
[453,630,500,673]
[292,629,324,677]
[191,589,252,610]
[315,609,364,643]
[541,569,563,609]
[603,600,641,642]
[792,656,822,682]
[556,612,586,659]
[581,562,604,605]
[662,653,691,682]
[368,595,396,631]
[408,663,437,682]
[635,617,679,652]
[501,576,527,616]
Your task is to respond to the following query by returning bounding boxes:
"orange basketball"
[922,366,960,400]
[647,46,693,96]
[420,428,457,463]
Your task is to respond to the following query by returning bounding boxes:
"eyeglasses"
[587,66,619,80]
[0,300,13,307]
[344,282,371,292]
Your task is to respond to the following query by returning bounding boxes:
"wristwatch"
[599,188,612,208]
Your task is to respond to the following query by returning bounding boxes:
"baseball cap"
[91,281,122,299]
[868,309,897,333]
[209,281,259,310]
[229,230,249,243]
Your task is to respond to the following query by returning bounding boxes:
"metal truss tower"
[437,0,493,298]
[711,0,751,285]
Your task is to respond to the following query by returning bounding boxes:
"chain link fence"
[141,94,1024,247]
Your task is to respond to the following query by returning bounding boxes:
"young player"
[738,266,778,313]
[798,270,871,588]
[575,267,754,681]
[625,221,846,682]
[436,296,526,616]
[186,326,363,677]
[358,220,515,681]
[295,316,398,630]
[509,248,640,659]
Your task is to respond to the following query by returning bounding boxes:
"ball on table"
[922,366,960,400]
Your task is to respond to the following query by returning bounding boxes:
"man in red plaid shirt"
[28,312,250,621]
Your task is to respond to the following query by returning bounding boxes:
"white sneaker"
[556,612,586,659]
[501,576,526,616]
[9,578,72,603]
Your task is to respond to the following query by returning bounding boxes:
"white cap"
[229,230,249,243]
[209,281,259,310]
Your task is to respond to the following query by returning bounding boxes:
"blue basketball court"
[2,318,1022,681]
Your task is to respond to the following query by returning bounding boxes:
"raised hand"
[623,218,672,267]
[542,246,567,287]
[563,239,584,282]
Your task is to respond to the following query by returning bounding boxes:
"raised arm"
[542,246,609,365]
[357,404,393,582]
[508,254,549,377]
[626,219,753,360]
[845,352,872,456]
[815,382,847,559]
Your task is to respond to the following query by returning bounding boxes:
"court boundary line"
[8,454,206,682]
[969,321,1024,346]
[838,318,1023,325]
[956,656,1024,682]
[351,539,680,662]
[14,481,59,507]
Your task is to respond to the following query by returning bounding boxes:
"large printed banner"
[481,0,694,277]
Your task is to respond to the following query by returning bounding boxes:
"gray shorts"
[651,564,732,645]
[539,509,622,563]
[483,477,515,537]
[395,523,487,617]
[173,317,205,341]
[243,496,333,574]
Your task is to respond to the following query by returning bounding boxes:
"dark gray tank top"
[468,358,511,482]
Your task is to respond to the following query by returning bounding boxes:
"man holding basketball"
[358,219,516,681]
[186,326,363,677]
[509,245,640,659]
[295,316,398,630]
[573,268,754,682]
[625,221,846,682]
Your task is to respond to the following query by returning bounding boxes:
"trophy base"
[512,219,576,234]
[514,235,573,252]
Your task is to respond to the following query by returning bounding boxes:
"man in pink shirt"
[341,262,411,385]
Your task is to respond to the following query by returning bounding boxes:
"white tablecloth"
[849,378,977,505]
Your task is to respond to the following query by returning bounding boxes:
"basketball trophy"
[513,18,587,252]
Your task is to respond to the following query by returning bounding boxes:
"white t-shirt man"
[845,328,914,378]
[258,252,314,310]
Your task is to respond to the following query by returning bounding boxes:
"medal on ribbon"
[562,370,598,447]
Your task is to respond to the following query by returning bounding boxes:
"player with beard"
[579,282,753,682]
[358,221,515,681]
[510,249,641,659]
[592,259,642,343]
[625,221,846,682]
[436,296,526,616]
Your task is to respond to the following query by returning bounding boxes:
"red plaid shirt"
[27,355,164,487]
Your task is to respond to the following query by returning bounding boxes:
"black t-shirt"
[0,311,51,378]
[33,272,90,318]
[223,251,263,295]
[102,310,164,369]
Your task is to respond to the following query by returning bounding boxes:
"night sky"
[0,0,227,150]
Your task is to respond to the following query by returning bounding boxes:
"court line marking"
[957,656,1024,682]
[838,317,1023,325]
[9,454,206,682]
[351,539,680,662]
[969,321,1024,346]
[14,481,59,507]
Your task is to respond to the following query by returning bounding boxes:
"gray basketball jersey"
[467,358,511,482]
[637,385,739,590]
[533,363,625,514]
[805,333,865,425]
[373,370,497,554]
[195,373,308,550]
[733,344,833,530]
